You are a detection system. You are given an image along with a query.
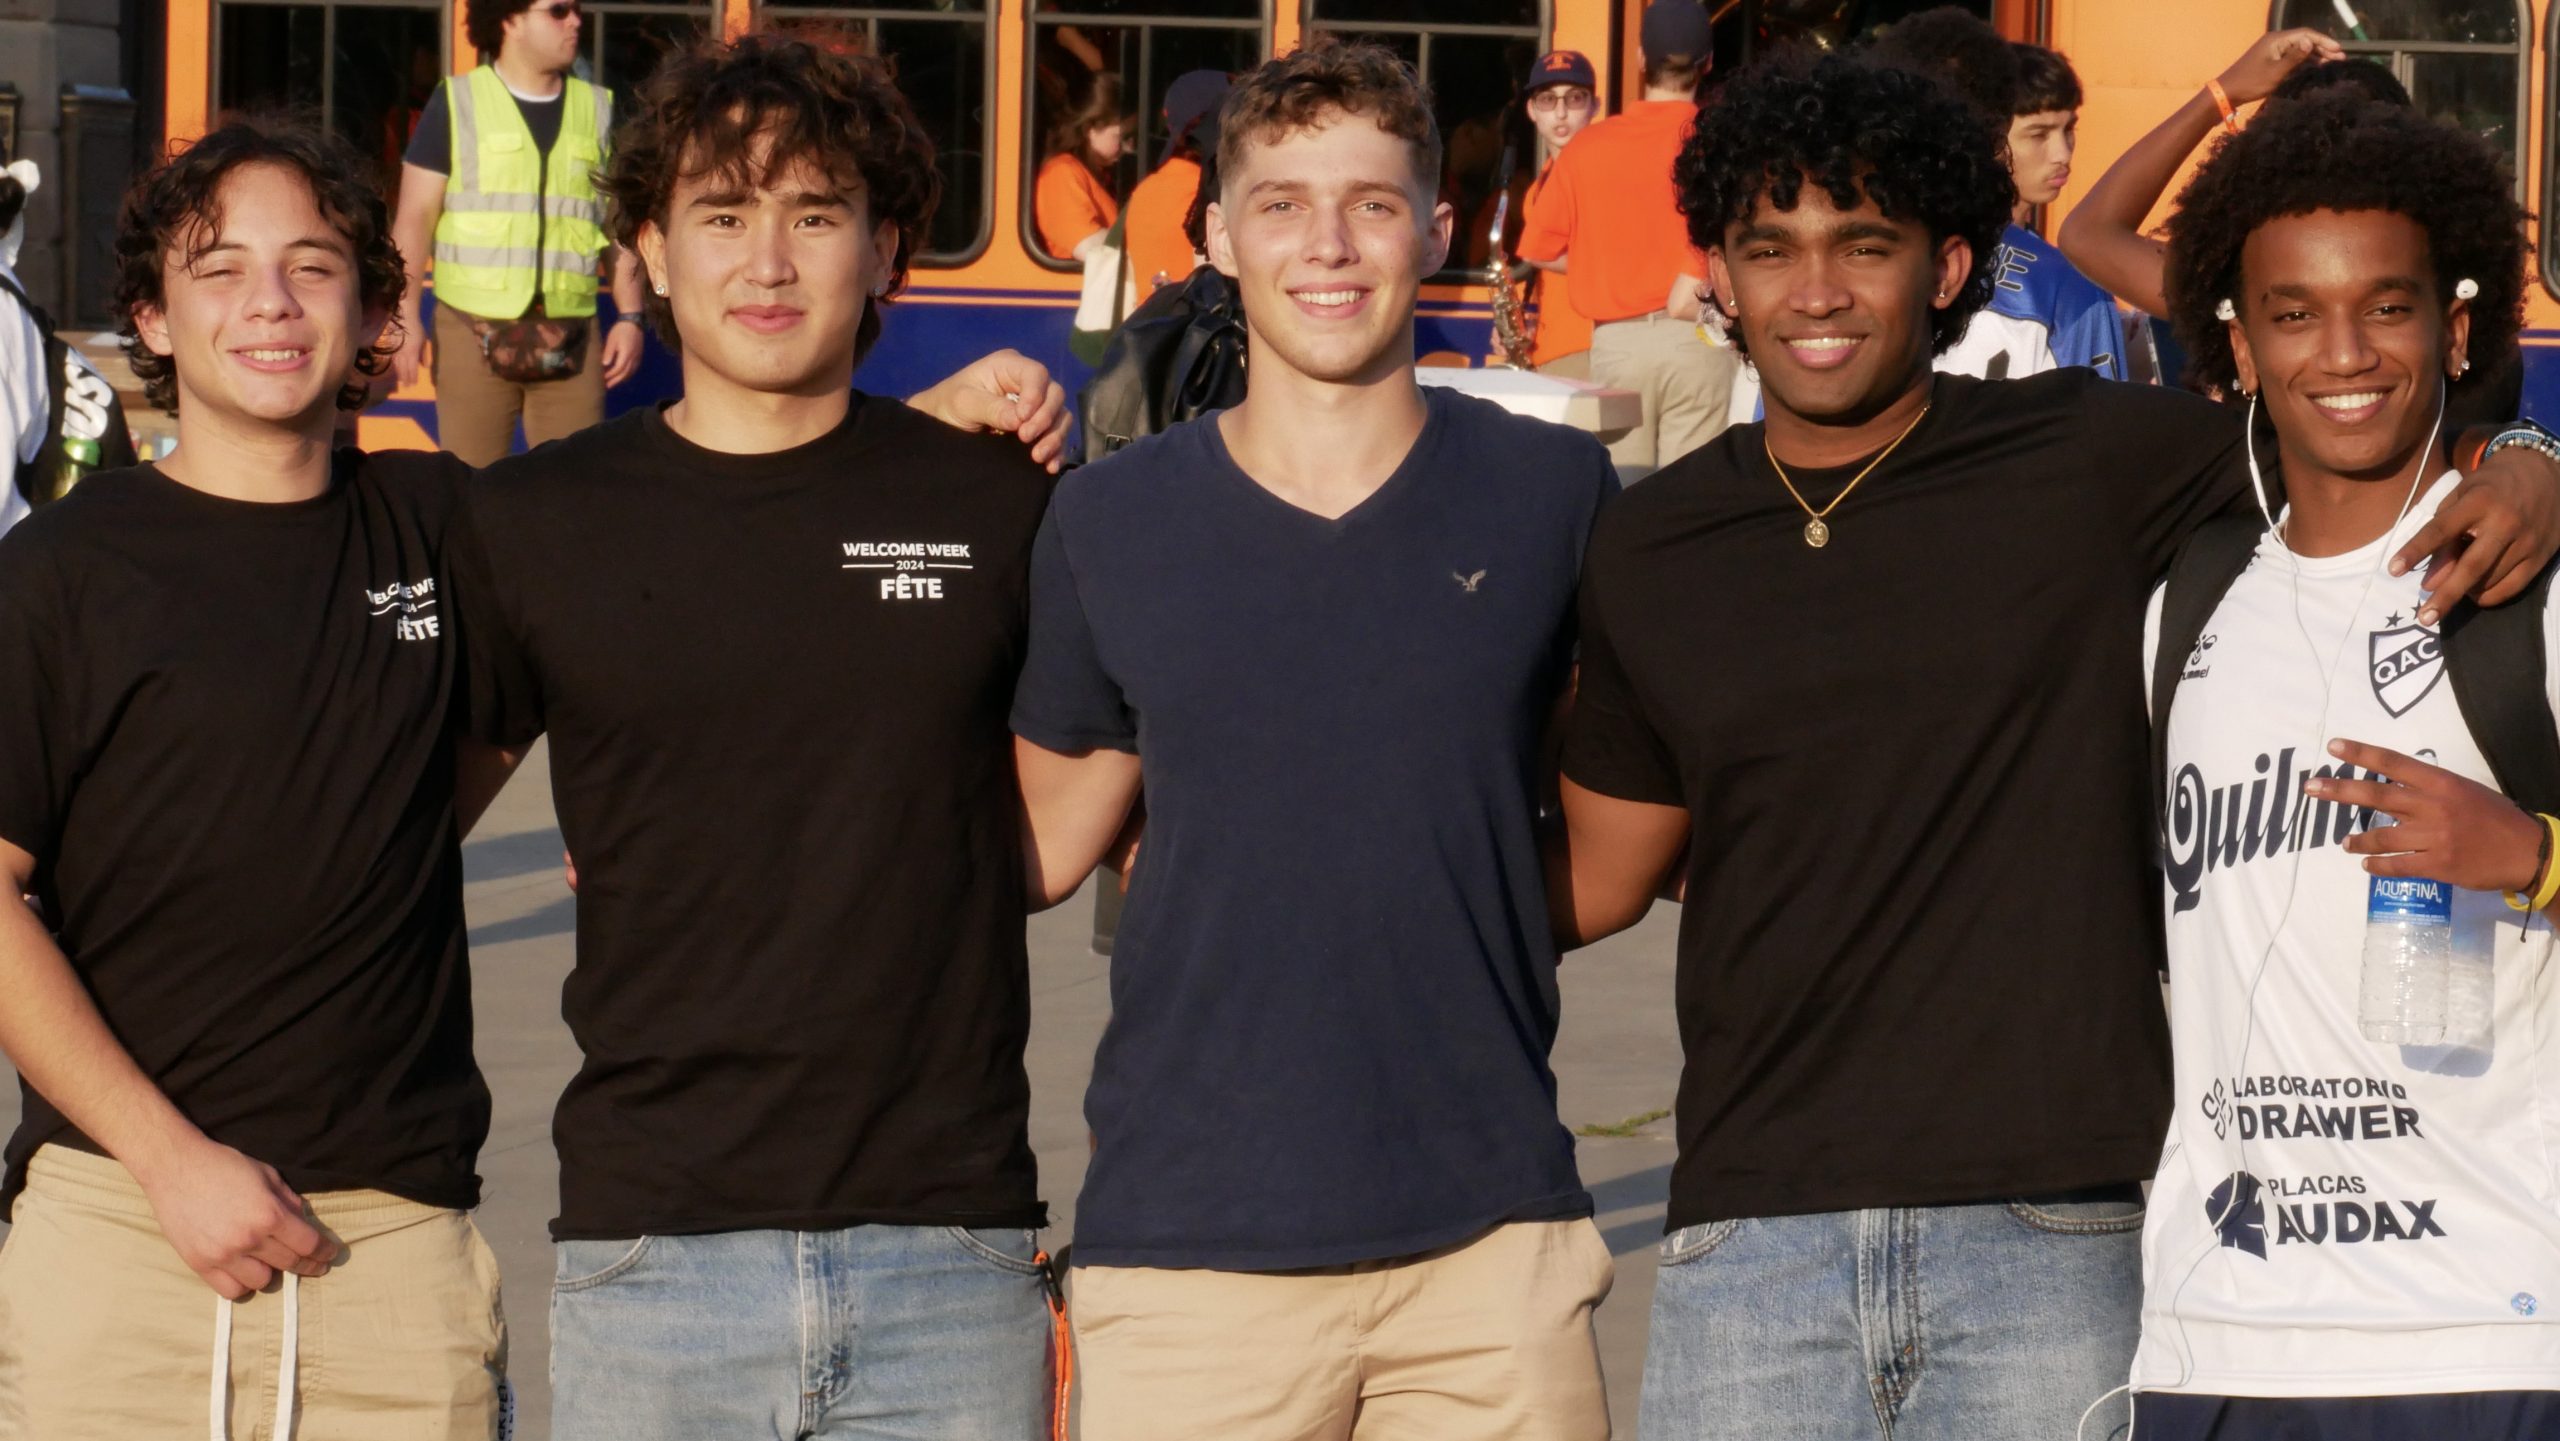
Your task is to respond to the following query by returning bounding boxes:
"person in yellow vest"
[389,0,645,467]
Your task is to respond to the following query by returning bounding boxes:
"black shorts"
[2132,1391,2560,1440]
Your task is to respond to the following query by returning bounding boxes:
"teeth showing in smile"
[1789,337,1856,350]
[1294,290,1362,306]
[239,348,305,362]
[2315,391,2386,412]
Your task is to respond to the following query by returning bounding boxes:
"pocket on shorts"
[1657,1218,1743,1266]
[2003,1197,2147,1236]
[553,1236,654,1291]
[944,1226,1047,1277]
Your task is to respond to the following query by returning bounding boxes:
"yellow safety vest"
[431,67,612,322]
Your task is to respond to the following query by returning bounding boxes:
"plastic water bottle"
[2360,873,2451,1045]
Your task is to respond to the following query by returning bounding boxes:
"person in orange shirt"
[1036,71,1125,260]
[1124,70,1231,299]
[1518,1,1733,474]
[1517,50,1597,377]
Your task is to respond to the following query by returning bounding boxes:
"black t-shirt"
[452,399,1054,1241]
[404,75,564,174]
[1563,369,2245,1230]
[0,453,488,1215]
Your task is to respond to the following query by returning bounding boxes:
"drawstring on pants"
[208,1270,298,1440]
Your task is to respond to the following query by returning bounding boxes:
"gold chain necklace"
[1765,403,1932,549]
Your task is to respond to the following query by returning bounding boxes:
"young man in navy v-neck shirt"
[1013,41,1619,1441]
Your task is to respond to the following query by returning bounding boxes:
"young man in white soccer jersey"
[2135,88,2560,1439]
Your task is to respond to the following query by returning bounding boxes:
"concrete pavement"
[2,738,1686,1436]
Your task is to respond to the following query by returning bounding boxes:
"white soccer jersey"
[2134,473,2560,1398]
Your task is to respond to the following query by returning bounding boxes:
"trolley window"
[216,0,442,192]
[2272,0,2527,181]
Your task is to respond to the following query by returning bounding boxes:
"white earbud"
[2215,298,2237,321]
[2455,277,2480,300]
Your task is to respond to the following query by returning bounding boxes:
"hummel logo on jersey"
[365,576,439,641]
[841,540,973,601]
[2369,612,2444,717]
[1453,569,1486,593]
[2184,632,2216,681]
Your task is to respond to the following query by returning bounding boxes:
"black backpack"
[1,270,136,509]
[2150,511,2560,830]
[1075,265,1248,466]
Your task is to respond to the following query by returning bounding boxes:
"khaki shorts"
[1072,1218,1615,1441]
[0,1144,506,1441]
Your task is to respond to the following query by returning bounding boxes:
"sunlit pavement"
[1,739,1683,1437]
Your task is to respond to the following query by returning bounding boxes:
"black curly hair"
[2268,56,2409,108]
[1862,5,2018,130]
[114,118,407,414]
[2163,89,2523,397]
[1676,51,2013,357]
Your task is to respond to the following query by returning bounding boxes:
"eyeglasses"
[1527,88,1595,115]
[538,2,581,20]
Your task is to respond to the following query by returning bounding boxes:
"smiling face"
[2229,208,2468,486]
[503,0,584,76]
[1708,180,1970,427]
[1207,108,1452,388]
[130,160,383,437]
[2005,107,2075,207]
[635,138,896,401]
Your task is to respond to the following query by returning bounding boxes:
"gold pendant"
[1804,517,1830,548]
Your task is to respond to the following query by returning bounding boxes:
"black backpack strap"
[2151,512,2269,837]
[2442,555,2560,817]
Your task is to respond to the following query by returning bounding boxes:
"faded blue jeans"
[1640,1194,2144,1441]
[549,1224,1055,1441]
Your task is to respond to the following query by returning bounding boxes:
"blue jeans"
[1640,1195,2146,1441]
[548,1224,1055,1441]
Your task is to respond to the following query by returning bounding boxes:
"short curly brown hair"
[599,28,938,362]
[1216,39,1441,199]
[113,118,407,415]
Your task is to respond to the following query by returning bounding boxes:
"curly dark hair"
[464,0,540,65]
[1862,5,2018,130]
[599,29,939,362]
[1217,39,1441,200]
[113,118,406,414]
[1676,51,2013,357]
[2162,89,2524,397]
[2269,56,2410,108]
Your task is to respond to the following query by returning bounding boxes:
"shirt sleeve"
[2076,373,2250,578]
[1517,154,1574,265]
[446,484,548,748]
[1010,505,1136,754]
[1559,531,1683,807]
[0,540,73,867]
[402,82,452,174]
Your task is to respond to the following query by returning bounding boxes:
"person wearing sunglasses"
[1469,51,1599,378]
[388,0,647,467]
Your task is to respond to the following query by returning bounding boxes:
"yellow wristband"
[2506,812,2560,911]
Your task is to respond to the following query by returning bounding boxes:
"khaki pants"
[1591,312,1739,479]
[432,300,606,468]
[1072,1219,1615,1441]
[0,1144,506,1441]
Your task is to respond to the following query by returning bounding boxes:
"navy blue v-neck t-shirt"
[1012,385,1614,1270]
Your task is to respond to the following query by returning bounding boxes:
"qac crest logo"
[2369,616,2444,718]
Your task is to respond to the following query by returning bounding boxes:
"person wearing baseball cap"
[1519,0,1731,473]
[1125,69,1233,298]
[1511,50,1598,376]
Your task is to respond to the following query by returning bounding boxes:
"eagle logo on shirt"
[2368,614,2444,718]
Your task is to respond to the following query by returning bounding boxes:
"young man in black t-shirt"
[1547,54,2560,1441]
[0,122,506,1439]
[446,35,1063,1440]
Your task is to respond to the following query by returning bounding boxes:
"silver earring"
[653,281,667,296]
